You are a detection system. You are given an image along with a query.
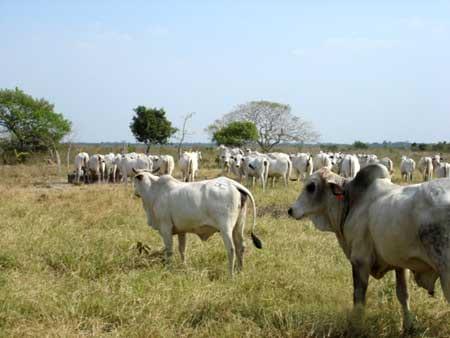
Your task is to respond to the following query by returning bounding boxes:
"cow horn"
[132,168,138,174]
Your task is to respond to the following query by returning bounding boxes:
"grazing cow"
[133,170,262,275]
[340,154,360,178]
[265,153,292,187]
[400,156,416,182]
[74,152,89,183]
[435,162,450,178]
[218,147,232,173]
[313,152,332,170]
[242,155,269,191]
[290,153,313,181]
[379,157,394,175]
[152,155,175,176]
[418,157,434,181]
[179,151,200,182]
[288,164,450,331]
[87,154,106,183]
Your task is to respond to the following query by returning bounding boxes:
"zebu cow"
[230,153,245,182]
[265,153,292,187]
[340,154,360,178]
[118,153,152,185]
[152,155,175,176]
[400,156,416,182]
[435,162,450,178]
[104,153,117,183]
[379,157,394,175]
[179,151,200,182]
[358,154,378,168]
[74,152,89,183]
[87,154,106,183]
[242,155,269,191]
[313,152,332,170]
[133,170,262,275]
[290,153,313,181]
[418,157,434,181]
[288,164,450,331]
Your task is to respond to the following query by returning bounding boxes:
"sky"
[1,0,449,144]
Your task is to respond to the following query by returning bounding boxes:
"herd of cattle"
[72,145,450,187]
[70,146,449,331]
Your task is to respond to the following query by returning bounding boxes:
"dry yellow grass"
[0,150,449,337]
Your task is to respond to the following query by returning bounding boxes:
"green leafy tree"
[353,141,368,149]
[0,87,71,153]
[129,106,177,153]
[212,121,259,147]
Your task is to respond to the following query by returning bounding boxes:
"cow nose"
[288,208,293,216]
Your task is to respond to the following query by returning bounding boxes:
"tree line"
[0,87,320,163]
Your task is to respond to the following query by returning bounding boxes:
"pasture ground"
[0,150,449,337]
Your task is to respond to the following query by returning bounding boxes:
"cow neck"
[330,183,351,242]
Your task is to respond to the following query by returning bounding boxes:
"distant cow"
[118,153,152,185]
[340,154,360,178]
[87,154,106,183]
[435,162,450,178]
[379,157,394,175]
[242,155,269,191]
[418,157,434,181]
[133,170,262,275]
[288,164,450,331]
[290,153,313,181]
[179,151,200,182]
[313,152,332,170]
[265,153,292,187]
[400,156,416,182]
[74,152,89,183]
[152,155,175,176]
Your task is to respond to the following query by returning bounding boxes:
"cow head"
[132,168,159,198]
[288,168,346,232]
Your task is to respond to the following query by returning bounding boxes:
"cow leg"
[178,233,187,264]
[160,227,174,264]
[395,268,415,332]
[221,229,236,276]
[350,261,370,328]
[233,204,247,272]
[441,270,450,302]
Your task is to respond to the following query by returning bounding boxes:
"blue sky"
[1,1,449,143]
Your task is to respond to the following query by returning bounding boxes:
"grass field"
[0,150,449,337]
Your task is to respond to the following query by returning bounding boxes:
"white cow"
[133,171,262,275]
[435,162,450,178]
[265,153,292,187]
[74,152,89,183]
[103,153,117,183]
[118,153,152,185]
[242,155,269,191]
[418,157,434,181]
[290,153,313,181]
[340,154,360,178]
[400,156,416,182]
[152,155,175,176]
[179,151,200,182]
[313,152,332,170]
[87,154,106,183]
[289,164,450,331]
[379,157,394,175]
[358,154,378,168]
[230,153,245,182]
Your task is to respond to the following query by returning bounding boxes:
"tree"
[0,87,71,161]
[353,141,368,149]
[212,121,258,147]
[207,100,319,152]
[129,106,177,153]
[175,112,194,158]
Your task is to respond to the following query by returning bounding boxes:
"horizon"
[1,1,449,144]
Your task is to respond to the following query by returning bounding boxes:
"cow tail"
[233,182,262,249]
[263,160,269,186]
[286,159,292,183]
[186,157,192,182]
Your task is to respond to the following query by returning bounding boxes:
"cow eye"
[306,182,315,193]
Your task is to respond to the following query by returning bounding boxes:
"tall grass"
[0,149,448,337]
